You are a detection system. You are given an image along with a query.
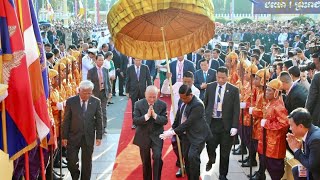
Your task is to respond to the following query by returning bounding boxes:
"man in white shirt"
[82,48,96,80]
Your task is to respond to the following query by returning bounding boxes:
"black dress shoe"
[206,162,213,171]
[232,145,240,152]
[108,102,114,104]
[175,168,182,178]
[175,160,180,167]
[52,172,63,180]
[219,175,228,180]
[131,125,136,129]
[53,161,67,168]
[119,94,126,96]
[251,172,266,180]
[247,171,258,178]
[53,171,65,178]
[241,160,257,167]
[232,147,247,155]
[238,156,249,163]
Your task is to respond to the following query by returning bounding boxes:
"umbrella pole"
[161,27,185,177]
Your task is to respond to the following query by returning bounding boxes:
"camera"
[299,62,316,72]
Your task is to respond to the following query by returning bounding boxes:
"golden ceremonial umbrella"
[108,1,215,177]
[107,0,215,60]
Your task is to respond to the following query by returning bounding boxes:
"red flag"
[0,0,37,160]
[15,0,51,142]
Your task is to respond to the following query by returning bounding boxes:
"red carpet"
[111,80,187,180]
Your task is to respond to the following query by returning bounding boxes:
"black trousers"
[139,140,163,180]
[97,90,108,128]
[206,118,233,176]
[181,134,205,180]
[258,154,285,180]
[67,136,94,180]
[131,92,145,121]
[112,70,124,95]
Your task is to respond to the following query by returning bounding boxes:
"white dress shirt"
[82,55,94,80]
[176,60,184,82]
[213,83,226,118]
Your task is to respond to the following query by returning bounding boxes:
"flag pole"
[39,146,46,180]
[25,152,30,180]
[0,36,8,154]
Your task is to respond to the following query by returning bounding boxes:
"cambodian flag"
[15,0,51,143]
[0,0,37,160]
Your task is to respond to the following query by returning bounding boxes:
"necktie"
[192,54,195,62]
[136,66,140,80]
[81,100,86,113]
[217,85,222,117]
[203,72,207,82]
[98,68,104,90]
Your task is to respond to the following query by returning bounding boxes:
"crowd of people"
[23,19,320,180]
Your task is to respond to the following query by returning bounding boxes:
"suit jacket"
[187,53,202,64]
[294,125,320,180]
[203,82,240,131]
[144,60,156,77]
[125,64,152,96]
[169,60,195,85]
[172,96,212,146]
[284,83,308,114]
[261,53,271,65]
[194,68,217,100]
[112,49,128,73]
[293,41,305,50]
[62,95,103,147]
[133,99,168,149]
[87,66,112,98]
[209,59,220,71]
[306,73,320,126]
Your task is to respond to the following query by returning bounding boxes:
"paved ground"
[58,87,271,180]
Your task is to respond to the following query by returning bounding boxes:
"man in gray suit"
[62,80,103,180]
[126,58,152,129]
[203,66,240,180]
[87,54,112,131]
[194,59,217,100]
[133,85,168,180]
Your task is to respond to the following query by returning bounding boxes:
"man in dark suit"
[187,50,202,65]
[160,84,212,180]
[126,58,152,128]
[194,59,217,100]
[87,54,112,131]
[144,60,157,83]
[62,80,103,180]
[133,85,168,180]
[259,45,271,65]
[306,53,320,126]
[279,71,308,114]
[293,35,305,50]
[212,48,225,66]
[287,108,320,180]
[203,67,240,180]
[169,56,195,85]
[108,38,128,96]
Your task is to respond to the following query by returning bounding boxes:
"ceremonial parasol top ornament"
[107,0,215,60]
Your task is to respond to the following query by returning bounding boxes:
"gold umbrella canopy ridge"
[107,0,215,60]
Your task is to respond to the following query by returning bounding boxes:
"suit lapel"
[222,83,230,105]
[212,83,217,103]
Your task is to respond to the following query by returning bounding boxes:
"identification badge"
[217,102,222,111]
[298,165,307,177]
[177,74,181,79]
